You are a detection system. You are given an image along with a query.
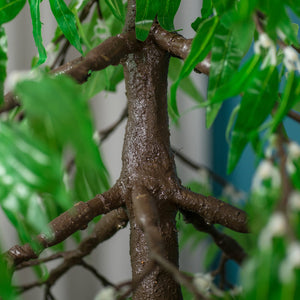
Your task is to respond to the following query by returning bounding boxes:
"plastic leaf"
[49,0,83,54]
[0,0,26,24]
[272,72,300,132]
[157,0,181,31]
[206,23,244,128]
[168,57,204,104]
[28,0,47,65]
[170,16,219,116]
[103,0,125,23]
[0,122,68,239]
[0,26,7,105]
[227,66,279,173]
[14,74,110,201]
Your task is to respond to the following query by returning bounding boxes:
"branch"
[16,208,128,294]
[2,32,141,113]
[173,187,248,233]
[152,24,210,75]
[132,187,207,300]
[288,110,300,123]
[6,185,123,266]
[180,209,247,265]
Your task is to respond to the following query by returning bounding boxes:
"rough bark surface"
[119,37,182,299]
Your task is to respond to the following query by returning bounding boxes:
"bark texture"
[120,37,182,299]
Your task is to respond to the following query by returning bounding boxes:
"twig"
[80,260,115,287]
[288,110,300,123]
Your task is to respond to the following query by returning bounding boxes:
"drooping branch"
[173,187,248,233]
[152,24,210,75]
[17,208,128,294]
[6,185,123,266]
[180,210,247,265]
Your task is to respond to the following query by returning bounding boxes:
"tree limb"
[2,31,141,113]
[152,24,210,75]
[6,185,123,266]
[180,209,247,265]
[173,187,248,233]
[16,207,128,294]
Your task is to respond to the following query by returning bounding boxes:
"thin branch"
[15,208,127,294]
[152,24,210,75]
[173,147,231,188]
[6,186,123,266]
[180,209,247,265]
[173,187,248,233]
[288,110,300,123]
[80,260,115,287]
[2,32,141,114]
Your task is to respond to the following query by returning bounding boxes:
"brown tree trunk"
[120,36,183,299]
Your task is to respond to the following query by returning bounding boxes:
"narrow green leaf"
[227,66,279,173]
[0,122,68,240]
[277,10,299,46]
[0,0,26,24]
[212,0,235,16]
[271,72,300,132]
[170,16,219,115]
[0,26,7,105]
[49,0,83,54]
[104,0,125,23]
[206,23,245,128]
[168,57,204,104]
[0,251,16,300]
[201,0,213,19]
[157,0,181,31]
[135,0,160,41]
[14,74,110,201]
[28,0,47,65]
[208,55,261,105]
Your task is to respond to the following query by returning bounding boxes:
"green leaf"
[0,251,16,300]
[201,0,213,19]
[277,9,299,46]
[0,26,7,105]
[272,72,300,132]
[168,57,204,104]
[170,16,219,115]
[227,66,279,173]
[14,74,110,201]
[212,0,235,16]
[208,55,261,105]
[0,0,26,24]
[49,0,83,54]
[0,122,68,239]
[157,0,181,31]
[104,0,125,23]
[28,0,47,65]
[135,0,160,41]
[206,23,245,128]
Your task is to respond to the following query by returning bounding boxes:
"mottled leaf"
[0,0,26,24]
[170,16,219,115]
[206,23,245,128]
[49,0,83,54]
[228,66,279,173]
[28,0,47,65]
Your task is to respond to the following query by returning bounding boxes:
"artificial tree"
[0,0,300,299]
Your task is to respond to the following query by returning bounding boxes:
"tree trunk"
[120,36,183,299]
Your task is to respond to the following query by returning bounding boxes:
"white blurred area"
[3,0,210,299]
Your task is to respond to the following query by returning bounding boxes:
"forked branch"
[6,185,123,266]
